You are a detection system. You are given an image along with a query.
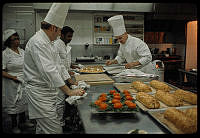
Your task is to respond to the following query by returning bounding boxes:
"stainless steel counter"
[77,84,169,134]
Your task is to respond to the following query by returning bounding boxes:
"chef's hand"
[69,71,75,76]
[12,76,21,83]
[125,62,140,69]
[73,81,78,86]
[71,88,85,96]
[106,59,118,66]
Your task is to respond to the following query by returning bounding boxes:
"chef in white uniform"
[23,3,85,134]
[106,15,156,74]
[2,29,34,133]
[54,26,78,130]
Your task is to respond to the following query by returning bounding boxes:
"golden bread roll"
[150,80,170,92]
[136,92,160,109]
[164,108,197,134]
[155,90,183,107]
[185,107,197,124]
[132,81,152,92]
[174,89,197,105]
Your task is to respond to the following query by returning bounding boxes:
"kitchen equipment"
[167,48,176,55]
[76,57,95,62]
[152,60,164,82]
[151,48,159,54]
[75,74,114,85]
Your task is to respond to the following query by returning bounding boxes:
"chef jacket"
[115,34,156,74]
[23,29,67,119]
[54,39,71,79]
[2,47,27,114]
[54,39,73,126]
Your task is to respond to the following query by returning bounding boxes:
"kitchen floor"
[2,110,84,134]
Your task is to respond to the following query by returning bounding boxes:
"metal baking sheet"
[147,106,197,134]
[90,93,139,114]
[113,76,159,83]
[113,82,156,95]
[103,66,125,74]
[78,70,106,74]
[133,94,196,112]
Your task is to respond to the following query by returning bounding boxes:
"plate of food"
[78,65,105,74]
[89,90,139,113]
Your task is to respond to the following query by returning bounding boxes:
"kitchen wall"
[2,3,187,62]
[71,44,119,61]
[35,12,93,45]
[2,3,35,49]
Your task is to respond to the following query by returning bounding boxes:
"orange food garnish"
[99,103,108,110]
[123,89,129,93]
[126,95,133,100]
[124,92,131,96]
[109,90,116,94]
[114,102,123,109]
[95,100,102,106]
[112,99,120,104]
[124,100,133,105]
[127,102,137,109]
[99,96,107,102]
[100,93,107,97]
[113,93,120,96]
[113,95,121,100]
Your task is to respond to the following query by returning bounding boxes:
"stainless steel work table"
[76,84,169,134]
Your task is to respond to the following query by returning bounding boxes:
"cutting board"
[75,74,114,86]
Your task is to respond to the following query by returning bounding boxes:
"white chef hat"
[107,15,126,36]
[44,3,70,28]
[3,29,16,42]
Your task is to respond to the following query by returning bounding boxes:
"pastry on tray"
[155,90,183,107]
[164,108,197,134]
[136,92,160,109]
[132,81,152,92]
[173,89,197,105]
[150,80,170,92]
[185,107,197,123]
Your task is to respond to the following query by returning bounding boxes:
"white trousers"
[35,115,62,134]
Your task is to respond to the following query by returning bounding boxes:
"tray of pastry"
[78,65,105,74]
[147,106,197,134]
[113,80,178,95]
[133,89,197,112]
[113,82,157,95]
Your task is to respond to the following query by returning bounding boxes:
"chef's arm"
[125,61,141,69]
[2,70,19,81]
[115,46,126,64]
[106,59,118,66]
[71,64,80,69]
[67,78,78,85]
[59,85,84,96]
[131,61,141,66]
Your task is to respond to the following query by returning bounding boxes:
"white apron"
[2,47,27,114]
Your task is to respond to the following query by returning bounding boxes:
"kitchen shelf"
[93,14,144,44]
